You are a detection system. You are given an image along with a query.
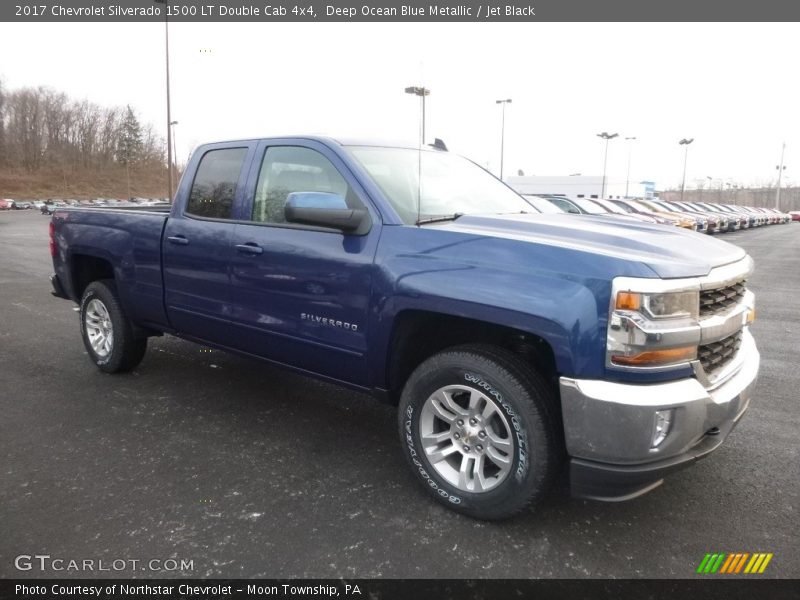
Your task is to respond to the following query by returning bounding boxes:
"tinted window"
[548,197,579,213]
[252,146,353,224]
[186,148,247,219]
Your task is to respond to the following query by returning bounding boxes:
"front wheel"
[80,280,147,373]
[398,345,560,520]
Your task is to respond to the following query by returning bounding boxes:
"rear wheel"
[398,344,560,520]
[80,280,147,373]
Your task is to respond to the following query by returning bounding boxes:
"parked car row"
[2,197,170,212]
[528,195,793,233]
[1,199,33,210]
[37,197,170,214]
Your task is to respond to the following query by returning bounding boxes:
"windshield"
[523,195,564,213]
[592,199,627,214]
[571,198,608,214]
[637,200,667,213]
[348,146,533,224]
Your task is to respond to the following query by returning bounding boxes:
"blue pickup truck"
[49,136,759,519]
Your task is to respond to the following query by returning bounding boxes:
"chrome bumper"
[560,328,759,500]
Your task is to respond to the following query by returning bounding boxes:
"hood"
[431,213,746,279]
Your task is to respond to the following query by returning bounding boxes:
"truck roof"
[200,135,432,151]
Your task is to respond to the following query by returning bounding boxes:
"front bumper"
[560,328,759,501]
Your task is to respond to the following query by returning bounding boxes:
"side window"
[552,198,572,212]
[186,147,248,219]
[252,146,355,224]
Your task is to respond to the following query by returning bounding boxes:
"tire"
[79,279,147,373]
[398,344,560,520]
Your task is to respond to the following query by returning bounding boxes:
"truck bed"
[52,207,171,331]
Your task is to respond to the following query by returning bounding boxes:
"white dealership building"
[504,175,656,200]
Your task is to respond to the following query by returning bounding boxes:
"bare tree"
[0,78,6,167]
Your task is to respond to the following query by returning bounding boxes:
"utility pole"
[154,0,173,200]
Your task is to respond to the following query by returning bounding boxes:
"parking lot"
[1,209,798,579]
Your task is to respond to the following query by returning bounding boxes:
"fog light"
[652,409,674,448]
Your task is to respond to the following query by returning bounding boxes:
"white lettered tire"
[398,344,559,520]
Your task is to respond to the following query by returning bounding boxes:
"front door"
[228,142,380,386]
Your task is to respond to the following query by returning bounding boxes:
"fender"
[365,225,646,388]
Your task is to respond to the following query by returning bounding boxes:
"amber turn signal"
[615,291,642,311]
[612,345,697,367]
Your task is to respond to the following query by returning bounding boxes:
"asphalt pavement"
[1,210,798,579]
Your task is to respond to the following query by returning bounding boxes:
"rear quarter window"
[186,148,248,219]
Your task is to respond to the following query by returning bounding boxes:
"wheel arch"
[384,309,561,406]
[68,252,116,301]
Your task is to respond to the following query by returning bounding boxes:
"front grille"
[699,280,746,317]
[698,331,743,374]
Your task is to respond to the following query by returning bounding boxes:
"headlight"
[644,291,699,319]
[608,288,700,370]
[616,290,699,320]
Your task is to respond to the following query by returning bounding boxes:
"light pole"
[624,136,636,198]
[170,120,179,190]
[775,142,786,210]
[679,138,694,202]
[727,182,740,204]
[701,175,712,201]
[596,132,618,198]
[154,0,173,201]
[404,86,430,146]
[496,99,512,180]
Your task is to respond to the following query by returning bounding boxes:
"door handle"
[235,243,263,255]
[167,235,189,245]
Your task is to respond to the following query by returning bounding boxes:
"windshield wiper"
[416,213,465,226]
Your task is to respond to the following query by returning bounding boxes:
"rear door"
[162,143,254,344]
[227,140,381,386]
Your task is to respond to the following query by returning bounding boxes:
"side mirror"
[284,192,369,234]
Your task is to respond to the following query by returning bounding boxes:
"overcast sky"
[0,22,797,189]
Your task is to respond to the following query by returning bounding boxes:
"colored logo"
[696,552,773,574]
